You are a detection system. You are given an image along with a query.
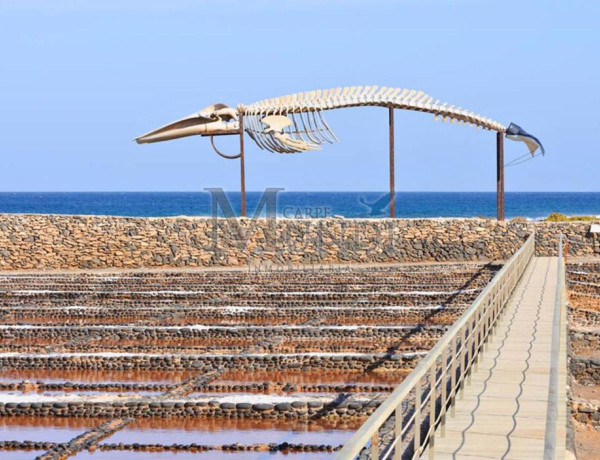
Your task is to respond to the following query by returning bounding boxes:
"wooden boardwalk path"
[423,257,567,459]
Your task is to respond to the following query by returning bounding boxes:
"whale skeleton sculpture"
[136,85,544,218]
[243,86,510,154]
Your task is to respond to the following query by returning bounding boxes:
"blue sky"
[0,0,598,192]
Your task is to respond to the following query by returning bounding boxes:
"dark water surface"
[0,417,97,443]
[103,417,362,446]
[0,192,598,219]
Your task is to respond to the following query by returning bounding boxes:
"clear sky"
[0,0,598,192]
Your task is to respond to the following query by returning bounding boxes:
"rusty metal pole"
[496,132,504,221]
[239,113,246,217]
[389,106,395,218]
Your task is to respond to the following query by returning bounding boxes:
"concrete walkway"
[423,257,567,459]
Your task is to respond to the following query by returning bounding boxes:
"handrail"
[544,234,566,458]
[336,234,535,460]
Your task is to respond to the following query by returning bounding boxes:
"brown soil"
[572,348,600,359]
[573,381,600,403]
[574,422,600,460]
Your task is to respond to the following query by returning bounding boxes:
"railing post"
[371,430,380,459]
[481,306,486,339]
[393,405,402,460]
[489,297,495,344]
[441,347,448,437]
[414,380,422,454]
[466,321,473,386]
[450,336,457,417]
[484,300,491,351]
[459,327,466,399]
[428,366,437,445]
[474,312,480,373]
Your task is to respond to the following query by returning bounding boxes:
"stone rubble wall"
[570,330,600,354]
[569,355,600,386]
[0,353,420,372]
[535,221,600,257]
[0,381,393,394]
[0,441,341,455]
[571,399,600,428]
[0,214,598,270]
[0,398,380,419]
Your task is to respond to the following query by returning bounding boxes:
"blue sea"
[0,192,597,220]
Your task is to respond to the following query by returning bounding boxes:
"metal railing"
[543,234,566,458]
[336,234,536,460]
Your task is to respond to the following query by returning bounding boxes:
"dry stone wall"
[570,355,600,385]
[0,398,381,420]
[571,400,600,428]
[535,221,600,257]
[0,214,597,270]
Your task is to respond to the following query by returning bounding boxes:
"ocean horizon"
[0,191,597,220]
